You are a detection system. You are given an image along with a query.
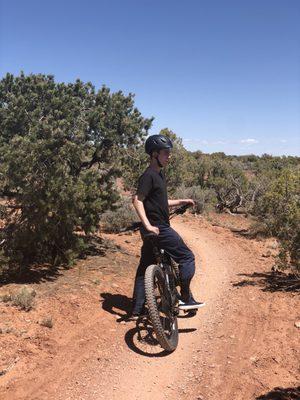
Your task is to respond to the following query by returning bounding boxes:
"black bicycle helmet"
[145,134,173,155]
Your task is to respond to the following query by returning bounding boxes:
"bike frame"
[149,239,180,318]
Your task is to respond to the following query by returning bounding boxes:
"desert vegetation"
[0,73,299,281]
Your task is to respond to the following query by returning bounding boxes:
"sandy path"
[49,220,269,400]
[2,217,299,400]
[71,220,231,400]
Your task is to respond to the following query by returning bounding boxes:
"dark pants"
[132,223,196,314]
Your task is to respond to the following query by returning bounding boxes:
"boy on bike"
[131,134,205,317]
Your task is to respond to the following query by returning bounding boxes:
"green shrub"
[0,248,9,279]
[121,147,148,193]
[101,198,138,233]
[0,73,151,273]
[173,186,216,214]
[206,160,248,212]
[0,293,12,303]
[247,220,269,238]
[255,169,300,271]
[1,287,36,311]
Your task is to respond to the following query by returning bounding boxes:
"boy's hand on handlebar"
[145,224,160,235]
[181,199,195,207]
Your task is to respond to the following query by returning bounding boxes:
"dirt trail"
[1,216,299,400]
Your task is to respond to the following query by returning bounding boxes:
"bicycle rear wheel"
[144,264,178,352]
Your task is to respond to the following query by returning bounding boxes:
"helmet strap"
[155,155,163,168]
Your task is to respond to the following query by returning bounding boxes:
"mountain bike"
[142,204,190,352]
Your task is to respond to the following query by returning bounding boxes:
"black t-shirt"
[136,167,170,226]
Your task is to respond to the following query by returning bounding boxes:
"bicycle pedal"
[184,309,198,317]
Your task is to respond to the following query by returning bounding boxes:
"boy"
[131,134,205,317]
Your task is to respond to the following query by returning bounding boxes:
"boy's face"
[156,148,171,167]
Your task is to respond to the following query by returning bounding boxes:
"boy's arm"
[168,198,195,207]
[132,194,159,235]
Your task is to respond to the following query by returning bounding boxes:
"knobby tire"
[144,264,178,352]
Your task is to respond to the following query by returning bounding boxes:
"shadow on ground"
[0,235,113,287]
[233,272,300,293]
[100,292,132,317]
[125,320,196,357]
[0,264,64,286]
[125,323,170,358]
[256,386,300,399]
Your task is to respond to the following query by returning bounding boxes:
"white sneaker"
[178,298,205,310]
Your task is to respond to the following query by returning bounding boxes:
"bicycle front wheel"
[144,264,178,352]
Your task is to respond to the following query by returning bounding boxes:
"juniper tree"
[0,72,152,272]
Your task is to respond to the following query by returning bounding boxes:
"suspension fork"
[161,261,179,317]
[153,246,177,316]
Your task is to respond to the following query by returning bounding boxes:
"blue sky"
[0,0,299,156]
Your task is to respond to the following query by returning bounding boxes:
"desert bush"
[173,186,216,214]
[101,198,138,233]
[40,316,53,328]
[1,287,36,311]
[12,287,36,311]
[247,220,270,238]
[255,169,300,271]
[0,326,14,334]
[0,293,12,303]
[206,159,248,213]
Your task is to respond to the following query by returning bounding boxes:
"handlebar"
[169,203,191,218]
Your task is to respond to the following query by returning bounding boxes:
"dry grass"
[39,316,53,328]
[1,286,36,311]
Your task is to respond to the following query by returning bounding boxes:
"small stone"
[23,334,31,339]
[262,251,271,258]
[295,321,300,328]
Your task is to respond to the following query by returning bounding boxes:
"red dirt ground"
[0,213,299,400]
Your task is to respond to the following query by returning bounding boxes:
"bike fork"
[160,263,179,318]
